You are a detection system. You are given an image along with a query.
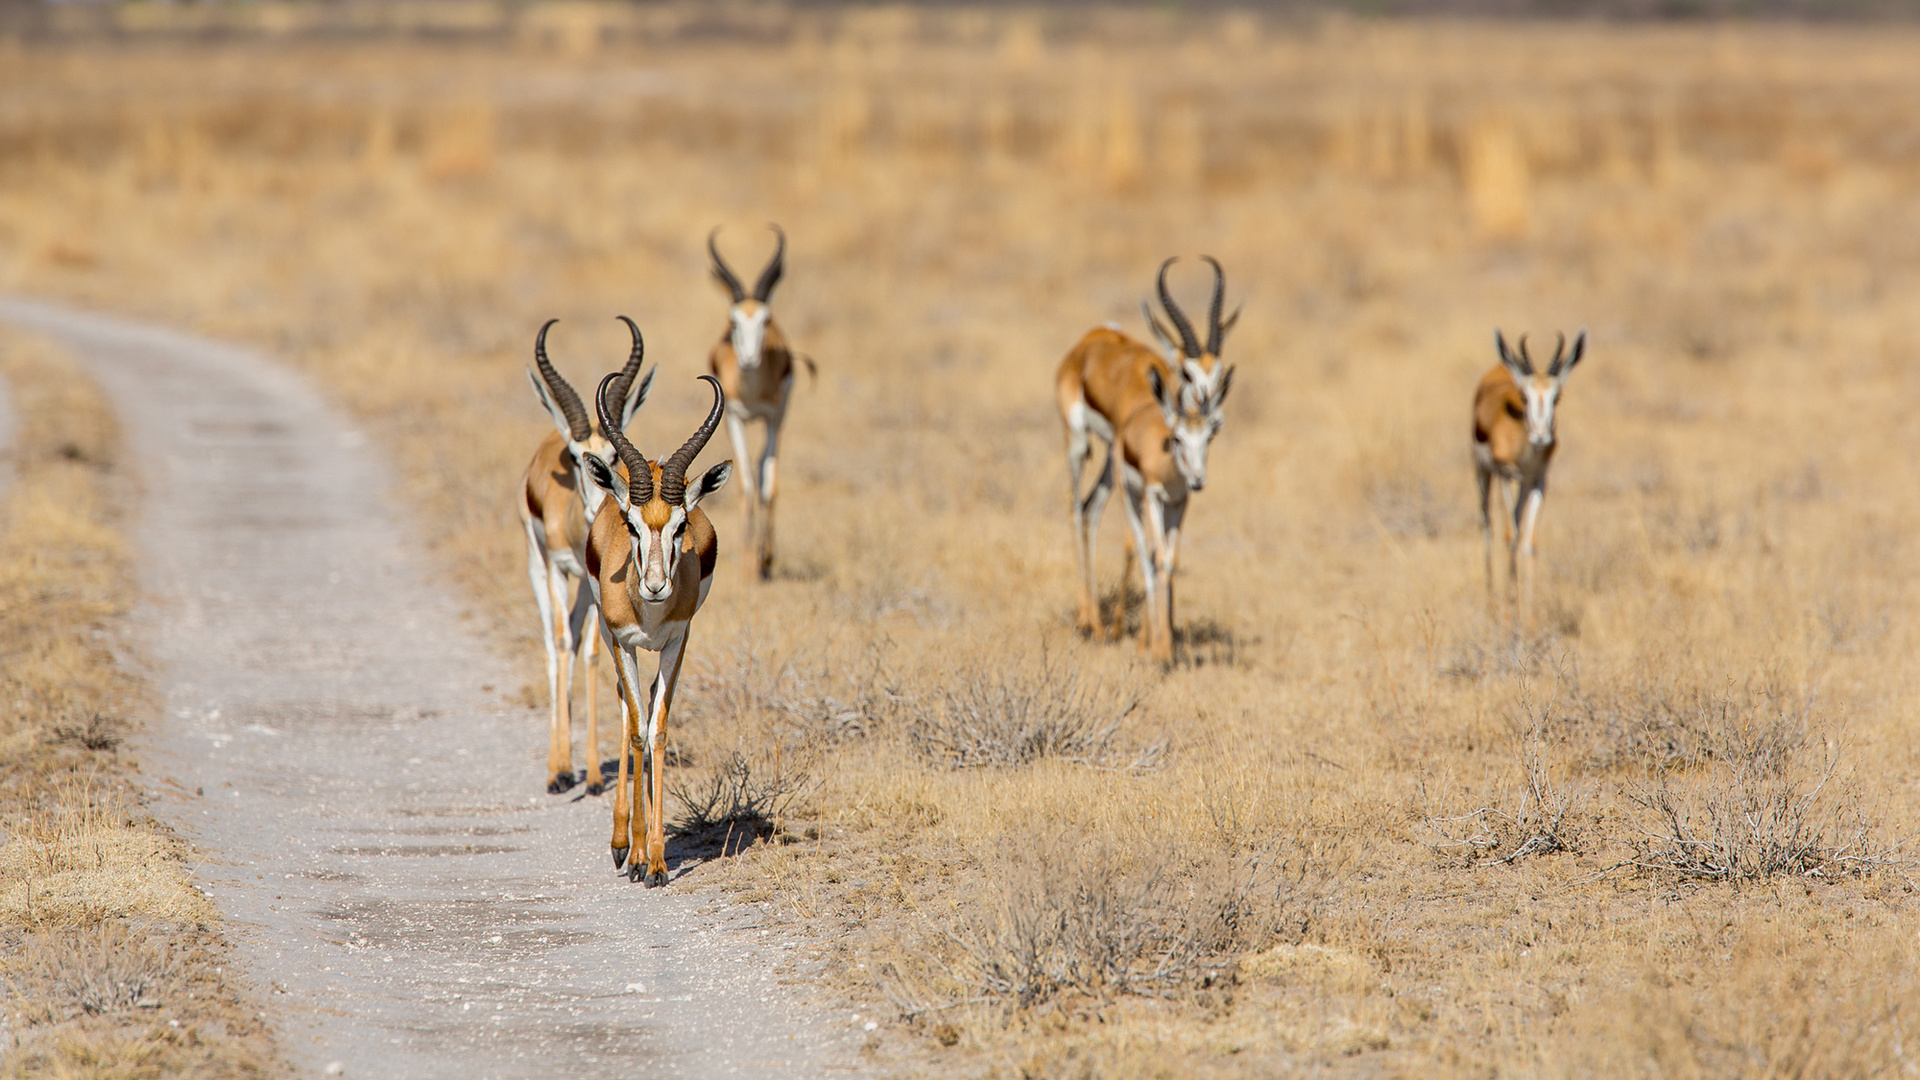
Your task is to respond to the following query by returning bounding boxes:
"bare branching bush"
[1423,714,1584,866]
[889,834,1290,1016]
[1626,743,1905,882]
[3,922,182,1023]
[1550,660,1813,776]
[668,751,814,842]
[907,649,1160,771]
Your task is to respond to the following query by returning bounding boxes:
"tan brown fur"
[518,427,604,795]
[709,302,808,581]
[1472,365,1548,473]
[1058,327,1200,665]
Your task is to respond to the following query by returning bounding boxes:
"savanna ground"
[0,327,278,1074]
[4,4,1920,1075]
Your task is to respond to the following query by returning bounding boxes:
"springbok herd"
[516,225,1585,886]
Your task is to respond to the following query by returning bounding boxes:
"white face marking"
[1522,377,1560,447]
[729,306,771,371]
[625,504,690,604]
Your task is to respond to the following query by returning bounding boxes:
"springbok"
[519,317,653,795]
[583,372,732,886]
[707,224,812,581]
[1473,328,1587,630]
[1057,258,1237,665]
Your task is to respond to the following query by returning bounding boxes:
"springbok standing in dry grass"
[519,317,653,795]
[707,225,813,581]
[1057,258,1237,665]
[583,372,732,886]
[1473,328,1587,630]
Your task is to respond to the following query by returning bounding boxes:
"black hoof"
[644,869,668,888]
[611,846,628,870]
[626,863,645,883]
[585,781,604,796]
[547,774,577,795]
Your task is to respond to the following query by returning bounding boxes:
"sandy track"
[0,297,869,1079]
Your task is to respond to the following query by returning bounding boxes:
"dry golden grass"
[0,330,276,1076]
[5,7,1920,1075]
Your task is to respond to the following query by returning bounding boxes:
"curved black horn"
[1546,331,1568,377]
[1201,255,1226,357]
[596,372,652,506]
[659,375,726,507]
[535,319,592,442]
[606,315,647,434]
[708,227,746,304]
[1156,258,1202,360]
[1515,333,1536,377]
[752,224,785,302]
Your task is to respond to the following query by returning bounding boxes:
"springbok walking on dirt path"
[583,370,732,885]
[518,318,653,794]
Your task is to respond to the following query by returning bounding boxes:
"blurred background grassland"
[4,3,1920,1075]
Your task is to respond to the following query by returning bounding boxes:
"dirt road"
[0,297,871,1079]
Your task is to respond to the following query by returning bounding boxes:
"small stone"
[325,1063,345,1076]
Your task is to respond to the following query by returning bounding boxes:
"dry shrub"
[668,751,813,842]
[3,922,182,1023]
[1626,743,1905,882]
[890,832,1283,1015]
[1422,724,1585,866]
[906,647,1161,771]
[1552,661,1815,776]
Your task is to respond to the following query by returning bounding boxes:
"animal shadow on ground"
[1175,618,1246,669]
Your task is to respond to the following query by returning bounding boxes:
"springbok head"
[1142,255,1240,413]
[585,373,733,604]
[709,224,785,373]
[1494,328,1587,448]
[526,317,655,517]
[1148,361,1229,495]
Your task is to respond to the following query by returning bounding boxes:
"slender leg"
[1160,498,1187,664]
[1502,477,1523,602]
[641,633,689,887]
[756,403,786,580]
[725,410,757,583]
[1081,447,1118,638]
[1476,463,1494,599]
[1145,494,1173,665]
[567,587,601,793]
[545,560,576,794]
[1114,530,1134,642]
[523,522,566,794]
[1518,484,1546,634]
[1063,411,1096,633]
[1119,483,1156,657]
[610,644,644,869]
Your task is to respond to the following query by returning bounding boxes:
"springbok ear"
[1557,329,1588,378]
[1149,367,1175,415]
[686,460,733,511]
[1494,329,1531,379]
[1141,300,1180,364]
[582,453,629,510]
[620,366,657,432]
[527,369,575,439]
[1215,366,1234,408]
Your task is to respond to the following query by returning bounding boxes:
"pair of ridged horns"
[532,316,648,444]
[709,225,785,304]
[1496,329,1580,378]
[596,362,725,508]
[1155,255,1232,360]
